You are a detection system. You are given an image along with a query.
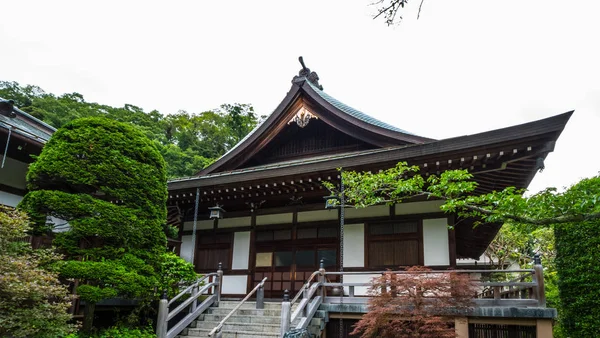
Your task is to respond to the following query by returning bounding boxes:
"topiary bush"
[19,117,168,332]
[554,220,600,337]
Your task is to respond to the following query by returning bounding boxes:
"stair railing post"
[280,290,291,338]
[156,290,168,338]
[215,328,223,338]
[318,259,326,298]
[533,254,546,307]
[216,262,223,307]
[256,283,265,309]
[191,284,198,313]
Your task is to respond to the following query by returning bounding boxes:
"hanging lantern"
[208,206,225,219]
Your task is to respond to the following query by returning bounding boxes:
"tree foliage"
[328,162,600,337]
[351,266,476,338]
[19,117,168,332]
[0,81,265,178]
[0,206,76,338]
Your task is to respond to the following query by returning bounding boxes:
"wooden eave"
[199,79,434,175]
[169,111,572,260]
[170,110,573,191]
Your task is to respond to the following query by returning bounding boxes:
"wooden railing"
[156,264,223,338]
[280,255,546,337]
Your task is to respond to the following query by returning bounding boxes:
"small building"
[166,61,570,337]
[0,98,55,208]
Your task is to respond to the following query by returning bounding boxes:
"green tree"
[0,206,76,338]
[325,163,600,337]
[0,81,264,178]
[19,117,168,332]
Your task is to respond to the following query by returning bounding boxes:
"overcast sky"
[2,0,599,193]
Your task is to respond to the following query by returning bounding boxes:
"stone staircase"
[176,300,327,338]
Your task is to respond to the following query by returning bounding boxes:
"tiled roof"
[305,80,416,135]
[0,98,55,143]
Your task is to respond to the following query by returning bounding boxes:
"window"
[367,221,420,268]
[256,229,292,242]
[296,226,337,239]
[196,232,232,270]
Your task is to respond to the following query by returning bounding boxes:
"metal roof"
[0,97,55,143]
[305,80,417,135]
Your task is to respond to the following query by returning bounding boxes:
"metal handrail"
[208,277,268,337]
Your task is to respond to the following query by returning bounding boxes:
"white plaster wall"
[342,274,380,296]
[395,200,444,215]
[218,216,251,228]
[232,231,250,270]
[0,157,28,190]
[423,218,450,266]
[297,210,338,223]
[256,213,292,225]
[180,235,194,263]
[346,205,389,219]
[343,223,364,268]
[183,220,213,231]
[0,191,22,207]
[222,275,248,294]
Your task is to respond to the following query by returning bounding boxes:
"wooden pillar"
[536,319,553,338]
[455,317,468,338]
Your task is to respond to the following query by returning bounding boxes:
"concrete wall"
[231,231,250,270]
[180,235,193,263]
[0,157,28,190]
[297,209,338,222]
[0,191,22,207]
[423,218,450,266]
[222,275,248,295]
[256,213,293,225]
[343,223,364,268]
[396,200,444,215]
[218,216,251,228]
[182,220,213,231]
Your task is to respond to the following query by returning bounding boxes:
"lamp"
[208,206,225,219]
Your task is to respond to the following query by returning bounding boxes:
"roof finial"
[292,56,323,90]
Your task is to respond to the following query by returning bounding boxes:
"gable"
[199,62,434,175]
[241,118,377,168]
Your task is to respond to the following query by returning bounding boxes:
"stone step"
[194,315,322,327]
[217,300,293,310]
[198,313,282,325]
[194,321,281,333]
[184,327,280,338]
[206,307,282,317]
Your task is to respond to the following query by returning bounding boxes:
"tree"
[351,266,476,338]
[0,81,264,178]
[372,0,426,25]
[325,162,600,337]
[0,206,76,338]
[19,117,168,332]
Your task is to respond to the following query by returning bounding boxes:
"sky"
[2,0,599,193]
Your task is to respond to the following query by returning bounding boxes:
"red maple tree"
[351,266,476,338]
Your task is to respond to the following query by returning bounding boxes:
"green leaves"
[0,207,76,338]
[19,117,170,332]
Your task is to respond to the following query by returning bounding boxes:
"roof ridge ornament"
[292,56,323,90]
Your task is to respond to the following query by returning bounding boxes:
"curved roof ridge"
[304,80,417,136]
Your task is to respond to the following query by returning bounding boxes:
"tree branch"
[417,0,425,19]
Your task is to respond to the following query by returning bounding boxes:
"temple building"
[167,60,571,299]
